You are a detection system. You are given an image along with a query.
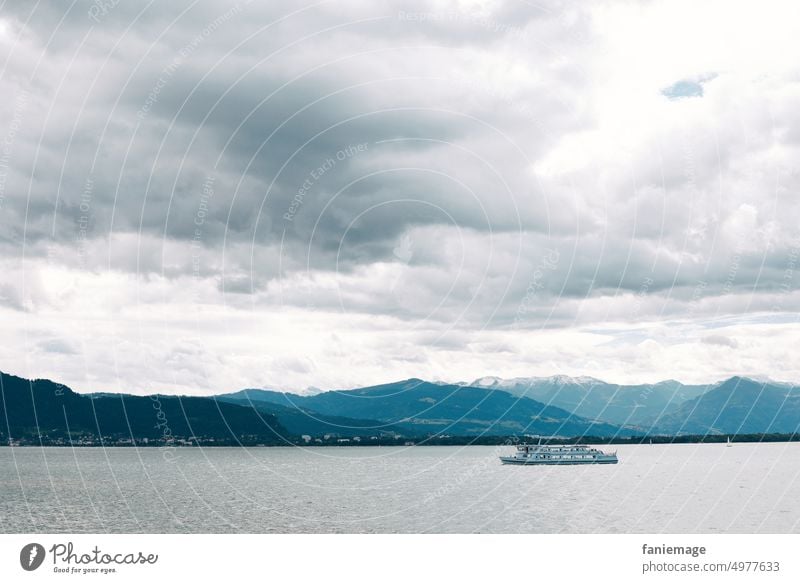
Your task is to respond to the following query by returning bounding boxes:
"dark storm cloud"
[2,0,799,332]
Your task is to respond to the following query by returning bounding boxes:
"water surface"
[1,443,798,533]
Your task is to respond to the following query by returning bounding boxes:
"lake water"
[2,443,799,533]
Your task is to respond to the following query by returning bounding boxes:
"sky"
[1,0,799,395]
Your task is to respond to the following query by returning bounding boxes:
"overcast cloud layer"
[1,0,799,394]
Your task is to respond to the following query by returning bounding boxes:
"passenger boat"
[500,443,618,465]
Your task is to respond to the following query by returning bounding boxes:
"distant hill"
[459,375,712,426]
[219,379,630,437]
[6,370,797,443]
[218,390,392,437]
[0,371,287,444]
[652,376,800,435]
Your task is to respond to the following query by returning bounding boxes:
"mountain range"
[0,371,287,445]
[221,378,626,437]
[652,376,800,435]
[456,375,712,426]
[221,376,800,437]
[2,370,799,443]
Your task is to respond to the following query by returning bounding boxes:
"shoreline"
[3,433,799,448]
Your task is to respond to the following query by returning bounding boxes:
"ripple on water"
[1,443,799,533]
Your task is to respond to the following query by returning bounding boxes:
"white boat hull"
[500,455,618,465]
